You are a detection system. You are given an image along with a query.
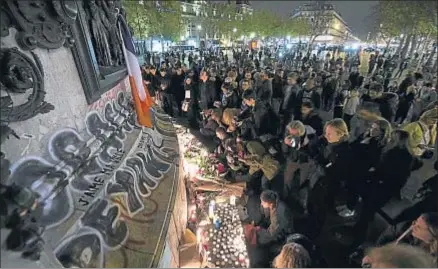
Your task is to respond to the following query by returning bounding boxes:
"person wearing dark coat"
[241,89,279,139]
[143,65,158,98]
[182,77,200,128]
[351,130,415,246]
[198,71,217,111]
[271,69,285,116]
[321,74,337,111]
[282,72,302,132]
[307,119,352,238]
[395,85,416,124]
[297,102,324,136]
[297,79,321,116]
[247,190,294,267]
[348,70,361,89]
[339,119,392,219]
[170,67,185,116]
[282,121,317,211]
[218,83,241,109]
[255,70,273,105]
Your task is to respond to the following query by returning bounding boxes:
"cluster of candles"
[202,203,249,268]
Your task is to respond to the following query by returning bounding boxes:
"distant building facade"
[291,2,360,44]
[180,0,253,45]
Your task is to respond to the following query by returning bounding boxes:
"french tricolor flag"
[118,14,153,127]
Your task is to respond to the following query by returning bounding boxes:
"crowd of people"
[141,46,437,268]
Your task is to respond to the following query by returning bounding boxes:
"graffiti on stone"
[6,92,136,226]
[55,232,103,268]
[106,169,144,215]
[79,199,129,249]
[7,157,73,229]
[4,87,180,267]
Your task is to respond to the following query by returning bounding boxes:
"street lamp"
[197,25,202,30]
[233,28,237,33]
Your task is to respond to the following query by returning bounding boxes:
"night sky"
[249,0,378,39]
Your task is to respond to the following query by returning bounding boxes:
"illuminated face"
[369,123,381,137]
[324,125,342,144]
[244,98,255,107]
[287,77,296,85]
[301,106,311,116]
[242,82,249,90]
[412,216,434,243]
[261,200,270,209]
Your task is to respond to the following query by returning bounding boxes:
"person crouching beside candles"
[245,190,294,267]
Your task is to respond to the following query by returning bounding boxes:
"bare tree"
[305,0,333,52]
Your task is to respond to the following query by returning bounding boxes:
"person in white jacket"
[343,90,360,130]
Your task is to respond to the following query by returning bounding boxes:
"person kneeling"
[245,191,294,266]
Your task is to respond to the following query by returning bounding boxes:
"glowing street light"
[197,25,202,30]
[233,28,237,33]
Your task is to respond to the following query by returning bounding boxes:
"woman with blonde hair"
[221,108,240,132]
[307,118,353,237]
[272,243,311,268]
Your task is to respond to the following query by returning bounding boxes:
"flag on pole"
[118,15,153,127]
